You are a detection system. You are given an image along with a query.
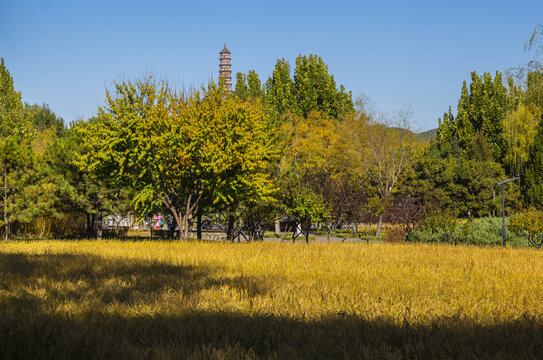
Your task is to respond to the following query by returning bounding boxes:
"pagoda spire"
[219,44,232,92]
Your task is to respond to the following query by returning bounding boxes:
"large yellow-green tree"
[77,78,277,240]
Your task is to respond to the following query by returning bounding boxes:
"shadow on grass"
[0,252,211,302]
[0,253,542,359]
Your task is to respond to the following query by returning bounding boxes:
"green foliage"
[236,199,281,241]
[526,70,543,108]
[465,131,493,162]
[503,104,540,175]
[0,59,102,240]
[36,126,131,238]
[407,217,529,247]
[437,71,511,162]
[522,114,543,206]
[236,70,264,103]
[283,185,329,224]
[247,70,262,99]
[421,210,458,233]
[338,110,415,236]
[77,78,278,240]
[24,103,65,135]
[234,72,248,100]
[0,58,36,241]
[436,107,457,157]
[403,147,520,218]
[263,55,353,120]
[509,206,543,247]
[263,59,296,116]
[293,54,353,118]
[235,70,263,102]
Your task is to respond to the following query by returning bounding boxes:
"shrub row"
[406,217,531,247]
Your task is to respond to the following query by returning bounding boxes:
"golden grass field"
[1,240,543,359]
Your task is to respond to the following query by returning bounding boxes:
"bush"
[509,207,543,247]
[407,217,530,247]
[12,212,88,239]
[384,227,407,243]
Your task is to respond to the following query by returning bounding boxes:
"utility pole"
[495,176,519,247]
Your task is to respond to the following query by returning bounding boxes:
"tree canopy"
[76,78,278,240]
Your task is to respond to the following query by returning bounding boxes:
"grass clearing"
[1,240,543,359]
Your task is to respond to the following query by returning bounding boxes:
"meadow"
[1,240,543,359]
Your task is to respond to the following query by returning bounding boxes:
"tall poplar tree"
[247,70,263,99]
[264,59,296,115]
[234,72,248,100]
[436,71,510,163]
[293,54,353,119]
[263,55,353,120]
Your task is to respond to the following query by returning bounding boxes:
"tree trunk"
[95,210,103,240]
[176,213,183,240]
[196,211,202,240]
[175,212,183,241]
[182,215,190,241]
[168,213,176,239]
[293,222,301,243]
[492,189,496,217]
[274,220,281,235]
[86,213,92,237]
[168,208,183,241]
[4,165,8,243]
[376,214,383,238]
[226,214,235,241]
[182,195,192,241]
[4,219,9,243]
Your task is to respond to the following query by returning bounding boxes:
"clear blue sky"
[1,0,542,131]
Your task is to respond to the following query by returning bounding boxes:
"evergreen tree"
[522,114,543,206]
[402,146,519,218]
[0,58,35,241]
[35,125,132,239]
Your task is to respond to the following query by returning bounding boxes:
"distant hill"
[416,128,436,142]
[387,127,437,142]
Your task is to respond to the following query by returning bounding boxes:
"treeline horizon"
[1,25,543,245]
